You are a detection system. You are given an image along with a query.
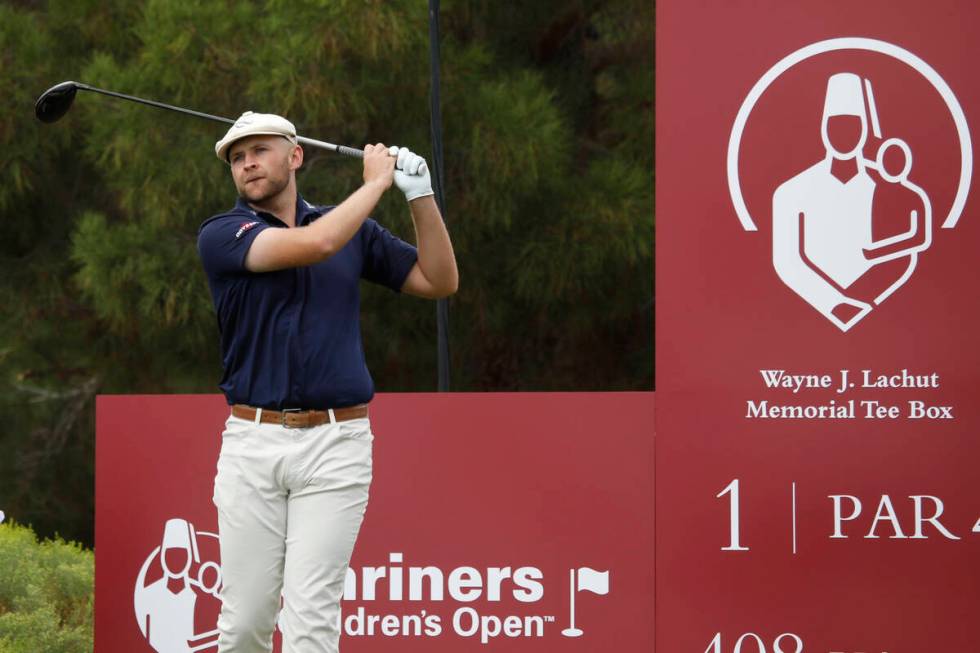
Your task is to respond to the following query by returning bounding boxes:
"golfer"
[197,111,457,652]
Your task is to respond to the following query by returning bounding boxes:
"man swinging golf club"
[197,111,458,653]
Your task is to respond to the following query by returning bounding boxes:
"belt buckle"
[280,408,303,428]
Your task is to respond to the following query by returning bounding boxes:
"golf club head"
[35,81,80,123]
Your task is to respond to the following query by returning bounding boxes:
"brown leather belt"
[231,404,368,428]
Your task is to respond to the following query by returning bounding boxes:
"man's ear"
[289,143,304,171]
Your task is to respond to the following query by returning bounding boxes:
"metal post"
[428,0,451,391]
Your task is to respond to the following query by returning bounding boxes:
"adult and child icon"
[773,72,931,331]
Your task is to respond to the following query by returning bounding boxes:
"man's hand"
[363,142,395,190]
[388,146,434,202]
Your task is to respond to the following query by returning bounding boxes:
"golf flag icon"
[561,567,610,637]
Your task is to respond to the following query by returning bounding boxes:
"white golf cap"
[215,111,297,162]
[823,73,865,118]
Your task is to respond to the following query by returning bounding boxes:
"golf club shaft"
[296,136,364,159]
[78,83,364,159]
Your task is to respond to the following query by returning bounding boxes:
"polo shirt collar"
[233,193,322,227]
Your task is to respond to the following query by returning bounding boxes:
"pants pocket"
[336,417,375,443]
[213,418,247,508]
[212,456,241,510]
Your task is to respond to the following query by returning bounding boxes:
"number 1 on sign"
[717,479,749,551]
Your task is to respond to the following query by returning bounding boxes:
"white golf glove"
[388,145,434,202]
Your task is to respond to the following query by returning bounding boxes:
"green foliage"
[0,522,93,653]
[72,212,212,335]
[0,8,62,210]
[2,0,653,545]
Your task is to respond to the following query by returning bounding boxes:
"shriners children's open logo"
[727,38,972,331]
[134,518,223,652]
[133,518,611,651]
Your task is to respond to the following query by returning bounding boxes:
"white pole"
[568,568,576,628]
[562,568,583,637]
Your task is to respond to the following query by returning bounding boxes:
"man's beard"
[238,173,289,205]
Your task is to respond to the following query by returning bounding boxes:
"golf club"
[35,80,364,159]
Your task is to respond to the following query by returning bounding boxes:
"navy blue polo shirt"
[197,194,418,409]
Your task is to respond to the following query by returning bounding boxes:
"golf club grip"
[335,145,365,159]
[296,136,363,159]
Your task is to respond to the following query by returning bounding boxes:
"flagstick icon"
[561,567,610,637]
[562,569,583,637]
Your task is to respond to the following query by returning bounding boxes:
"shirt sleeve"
[197,215,269,277]
[360,218,419,292]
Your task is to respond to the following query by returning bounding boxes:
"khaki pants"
[212,413,373,653]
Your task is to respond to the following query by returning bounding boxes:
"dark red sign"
[95,393,654,652]
[657,1,980,651]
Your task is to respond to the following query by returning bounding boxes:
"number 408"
[705,632,804,653]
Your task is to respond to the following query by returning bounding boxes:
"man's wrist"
[406,188,435,203]
[363,178,390,193]
[407,191,436,205]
